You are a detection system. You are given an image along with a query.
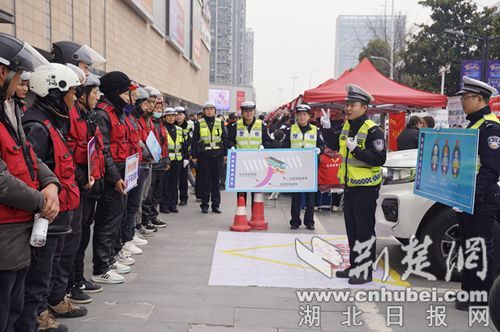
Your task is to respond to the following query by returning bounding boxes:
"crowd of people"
[1,31,499,332]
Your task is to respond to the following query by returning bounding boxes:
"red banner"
[236,91,245,110]
[490,96,500,119]
[389,112,406,151]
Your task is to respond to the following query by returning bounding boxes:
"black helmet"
[100,71,133,98]
[0,33,49,72]
[52,41,106,67]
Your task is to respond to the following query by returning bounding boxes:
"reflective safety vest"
[0,121,40,224]
[42,120,80,212]
[66,105,105,180]
[96,102,131,163]
[236,119,262,149]
[290,124,317,148]
[338,119,382,187]
[470,112,500,172]
[167,125,184,161]
[180,120,194,152]
[198,118,223,151]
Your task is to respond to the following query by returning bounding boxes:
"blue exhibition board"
[414,128,479,214]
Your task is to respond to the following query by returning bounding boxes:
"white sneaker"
[132,234,148,246]
[119,249,132,258]
[91,270,124,284]
[116,251,135,266]
[123,241,142,255]
[110,261,131,274]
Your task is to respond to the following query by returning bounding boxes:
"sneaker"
[179,201,187,206]
[91,270,124,284]
[132,234,148,246]
[116,251,135,266]
[137,226,154,238]
[77,279,103,294]
[37,310,68,332]
[49,296,87,318]
[144,222,158,232]
[67,286,92,304]
[120,249,132,258]
[151,218,167,228]
[123,241,143,255]
[110,261,131,274]
[169,207,179,213]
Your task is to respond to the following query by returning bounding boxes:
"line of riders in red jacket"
[0,33,194,332]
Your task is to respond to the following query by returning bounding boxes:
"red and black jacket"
[23,103,80,214]
[0,121,40,224]
[66,104,105,181]
[125,114,142,161]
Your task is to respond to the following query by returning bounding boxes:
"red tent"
[303,58,447,109]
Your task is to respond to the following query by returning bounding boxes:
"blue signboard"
[487,60,500,93]
[414,128,479,214]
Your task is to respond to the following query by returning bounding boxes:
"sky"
[245,0,499,113]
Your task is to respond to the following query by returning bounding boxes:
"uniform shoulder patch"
[373,139,385,151]
[487,136,500,150]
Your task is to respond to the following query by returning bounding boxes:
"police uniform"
[337,84,386,284]
[176,107,194,206]
[227,101,272,203]
[283,104,325,230]
[192,103,227,213]
[160,108,185,213]
[456,77,500,307]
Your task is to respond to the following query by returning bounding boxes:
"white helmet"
[20,71,31,81]
[144,86,161,98]
[30,63,80,97]
[202,101,216,109]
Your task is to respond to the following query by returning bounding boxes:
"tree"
[400,0,500,95]
[358,39,392,77]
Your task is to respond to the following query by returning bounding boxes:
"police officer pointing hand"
[335,84,386,285]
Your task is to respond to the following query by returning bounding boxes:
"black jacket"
[397,126,419,151]
[226,118,272,149]
[467,106,500,204]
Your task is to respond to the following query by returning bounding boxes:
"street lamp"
[308,68,324,88]
[444,29,500,81]
[438,63,451,95]
[369,56,393,79]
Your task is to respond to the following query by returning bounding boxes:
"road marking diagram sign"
[124,153,139,193]
[414,128,479,214]
[225,148,318,193]
[209,232,409,289]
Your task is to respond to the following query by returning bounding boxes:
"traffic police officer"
[192,102,227,214]
[335,84,386,285]
[283,104,324,230]
[175,106,194,206]
[455,76,500,311]
[227,101,272,203]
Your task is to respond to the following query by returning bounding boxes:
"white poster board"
[145,131,162,163]
[225,149,318,193]
[124,153,139,193]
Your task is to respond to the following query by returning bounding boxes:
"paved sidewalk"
[62,191,494,332]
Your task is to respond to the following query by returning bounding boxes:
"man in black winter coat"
[397,115,422,150]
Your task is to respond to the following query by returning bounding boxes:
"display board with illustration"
[414,128,479,214]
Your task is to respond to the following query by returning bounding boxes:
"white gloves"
[434,123,442,131]
[452,207,463,213]
[346,136,358,152]
[259,145,264,151]
[183,160,189,168]
[320,108,331,129]
[230,146,236,152]
[314,147,321,155]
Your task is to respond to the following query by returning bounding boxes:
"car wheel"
[490,275,500,331]
[420,208,462,281]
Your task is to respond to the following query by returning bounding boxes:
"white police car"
[375,149,500,280]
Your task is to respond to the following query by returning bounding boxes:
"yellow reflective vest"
[236,119,262,149]
[338,119,382,187]
[166,125,184,161]
[290,124,317,148]
[198,118,223,151]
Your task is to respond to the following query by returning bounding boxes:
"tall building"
[243,28,254,86]
[335,15,406,77]
[209,0,251,86]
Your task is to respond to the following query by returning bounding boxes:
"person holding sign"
[283,104,324,230]
[227,101,272,204]
[160,108,186,214]
[192,102,227,214]
[93,71,138,284]
[455,77,500,311]
[335,84,386,285]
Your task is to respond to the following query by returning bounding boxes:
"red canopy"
[303,58,447,108]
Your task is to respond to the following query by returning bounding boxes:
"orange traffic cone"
[230,194,251,232]
[248,193,268,230]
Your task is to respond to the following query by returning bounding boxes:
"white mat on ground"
[209,231,409,289]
